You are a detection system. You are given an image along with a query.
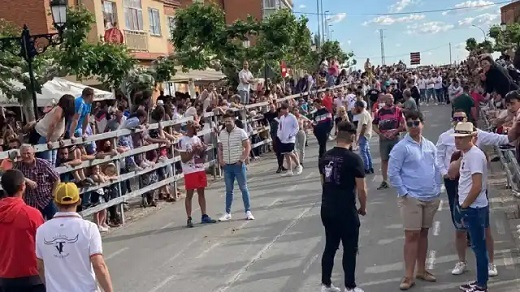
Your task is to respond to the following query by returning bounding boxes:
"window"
[167,16,176,39]
[123,0,144,31]
[103,1,118,29]
[148,8,161,36]
[263,0,280,9]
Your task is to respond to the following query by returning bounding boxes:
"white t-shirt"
[178,135,205,174]
[277,113,299,144]
[333,96,346,108]
[237,69,254,92]
[434,76,443,89]
[352,100,367,122]
[417,78,426,90]
[36,212,102,292]
[458,146,488,208]
[427,78,435,89]
[356,109,373,138]
[346,94,357,111]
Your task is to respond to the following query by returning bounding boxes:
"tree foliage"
[170,4,335,84]
[319,40,355,66]
[465,37,478,52]
[489,23,520,53]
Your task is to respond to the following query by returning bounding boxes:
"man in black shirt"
[319,121,368,292]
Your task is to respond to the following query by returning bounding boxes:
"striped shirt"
[218,126,249,164]
[15,158,59,209]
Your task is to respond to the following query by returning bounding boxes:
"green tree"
[319,40,355,67]
[465,37,478,52]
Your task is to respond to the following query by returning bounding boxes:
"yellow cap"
[54,182,80,205]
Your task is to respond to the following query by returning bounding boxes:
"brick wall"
[501,1,520,24]
[0,0,51,34]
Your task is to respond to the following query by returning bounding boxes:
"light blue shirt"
[388,134,442,201]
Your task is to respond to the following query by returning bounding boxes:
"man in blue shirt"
[388,110,442,290]
[68,88,94,139]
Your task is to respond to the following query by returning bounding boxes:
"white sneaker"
[451,261,467,275]
[219,213,232,221]
[295,165,303,175]
[345,287,364,292]
[281,170,294,177]
[321,284,341,292]
[98,225,109,232]
[246,211,255,220]
[488,263,498,277]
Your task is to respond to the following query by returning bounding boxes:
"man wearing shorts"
[277,103,302,176]
[388,111,441,290]
[179,121,217,228]
[373,94,404,190]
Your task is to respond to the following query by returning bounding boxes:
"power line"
[293,1,510,17]
[356,43,450,60]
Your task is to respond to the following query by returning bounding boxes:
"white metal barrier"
[0,83,348,221]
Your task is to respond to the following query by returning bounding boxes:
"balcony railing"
[124,30,149,52]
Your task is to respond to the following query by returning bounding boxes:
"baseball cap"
[54,182,81,205]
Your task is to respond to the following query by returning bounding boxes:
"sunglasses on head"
[452,116,465,122]
[406,120,420,128]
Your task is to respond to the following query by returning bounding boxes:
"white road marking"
[269,198,281,207]
[440,185,446,194]
[502,249,515,270]
[196,242,221,259]
[304,172,315,179]
[302,254,319,274]
[386,224,403,229]
[148,274,176,292]
[216,204,315,292]
[377,236,404,245]
[151,222,176,235]
[361,277,404,287]
[495,218,506,235]
[433,221,441,236]
[372,174,383,182]
[159,237,200,268]
[288,185,298,192]
[105,247,129,260]
[427,250,437,270]
[437,199,443,211]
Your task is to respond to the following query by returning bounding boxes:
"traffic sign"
[410,52,421,65]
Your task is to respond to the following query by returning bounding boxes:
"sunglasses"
[452,116,465,122]
[406,120,421,128]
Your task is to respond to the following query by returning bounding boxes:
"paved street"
[102,105,520,292]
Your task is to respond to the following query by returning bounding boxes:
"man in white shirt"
[433,74,444,103]
[218,113,254,221]
[450,122,490,292]
[278,103,302,176]
[436,110,508,278]
[426,75,435,104]
[237,61,254,105]
[36,183,113,292]
[448,79,463,102]
[417,76,426,104]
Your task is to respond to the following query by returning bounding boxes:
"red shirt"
[0,197,44,279]
[322,95,333,113]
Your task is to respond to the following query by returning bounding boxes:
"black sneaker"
[369,168,374,174]
[365,169,371,174]
[459,282,477,291]
[187,217,194,228]
[377,181,389,190]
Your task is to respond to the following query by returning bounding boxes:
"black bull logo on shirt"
[44,234,79,254]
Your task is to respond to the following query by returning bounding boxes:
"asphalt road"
[102,105,520,292]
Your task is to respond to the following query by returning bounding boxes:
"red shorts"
[184,171,207,190]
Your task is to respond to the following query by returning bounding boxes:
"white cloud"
[389,0,415,13]
[457,12,499,26]
[298,4,306,9]
[347,40,352,45]
[406,21,455,34]
[328,13,347,24]
[363,14,425,26]
[442,0,495,15]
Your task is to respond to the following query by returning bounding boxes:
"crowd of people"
[0,50,519,292]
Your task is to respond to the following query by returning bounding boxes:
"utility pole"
[325,13,329,41]
[380,29,386,66]
[320,0,325,44]
[449,42,452,65]
[316,0,321,49]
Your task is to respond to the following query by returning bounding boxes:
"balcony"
[124,30,149,52]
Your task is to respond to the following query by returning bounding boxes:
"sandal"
[399,277,415,290]
[416,270,437,282]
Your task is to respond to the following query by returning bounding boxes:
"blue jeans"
[358,136,373,170]
[238,90,250,104]
[223,163,251,214]
[36,136,57,166]
[461,205,490,288]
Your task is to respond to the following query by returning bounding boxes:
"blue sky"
[292,0,504,67]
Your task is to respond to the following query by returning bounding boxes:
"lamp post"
[0,0,68,120]
[472,24,487,41]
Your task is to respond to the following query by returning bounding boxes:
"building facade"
[501,0,520,24]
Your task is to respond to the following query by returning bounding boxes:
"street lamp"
[0,0,68,120]
[472,24,487,41]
